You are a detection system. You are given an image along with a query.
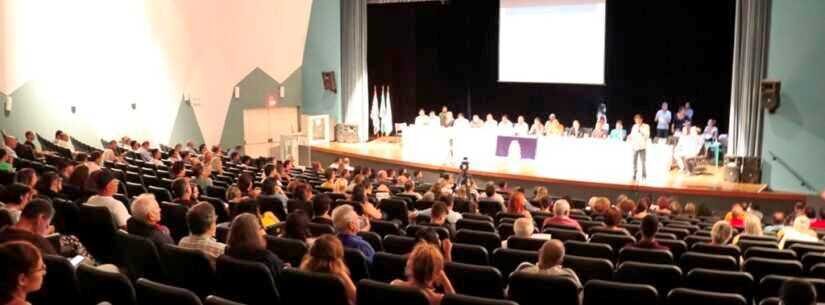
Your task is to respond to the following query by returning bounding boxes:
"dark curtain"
[368,0,735,131]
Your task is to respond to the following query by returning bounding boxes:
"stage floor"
[308,138,804,202]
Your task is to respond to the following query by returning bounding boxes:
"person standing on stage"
[654,102,672,140]
[684,102,694,121]
[471,115,484,128]
[453,113,470,128]
[415,109,429,126]
[672,107,689,137]
[439,106,450,127]
[629,114,651,181]
[514,116,529,136]
[484,114,498,128]
[529,117,545,136]
[545,113,564,136]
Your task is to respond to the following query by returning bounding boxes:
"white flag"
[370,86,380,135]
[379,86,387,136]
[383,85,394,135]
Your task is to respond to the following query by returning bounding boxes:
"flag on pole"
[379,85,387,136]
[370,86,380,135]
[383,85,394,135]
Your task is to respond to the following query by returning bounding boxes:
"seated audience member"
[319,169,337,189]
[312,194,334,226]
[503,217,552,248]
[351,185,381,220]
[0,184,35,224]
[332,178,349,194]
[682,202,697,219]
[0,241,46,305]
[542,199,582,231]
[226,213,285,277]
[506,191,531,217]
[632,198,651,220]
[85,169,130,228]
[0,199,58,255]
[191,163,212,191]
[400,180,423,200]
[809,208,825,230]
[654,196,672,215]
[179,202,226,263]
[428,202,457,238]
[512,239,581,288]
[747,204,764,221]
[710,221,733,245]
[732,215,763,245]
[171,177,194,207]
[529,196,553,214]
[391,243,455,305]
[589,197,610,218]
[414,228,453,262]
[628,215,668,250]
[609,120,627,141]
[618,199,636,219]
[724,203,747,228]
[170,161,186,179]
[34,172,64,201]
[14,169,37,191]
[2,136,19,161]
[283,211,315,245]
[603,207,631,236]
[332,205,375,263]
[260,177,288,204]
[237,173,260,199]
[300,234,357,305]
[137,141,153,161]
[0,149,13,173]
[779,216,819,249]
[127,194,174,246]
[478,183,505,208]
[411,195,462,225]
[781,278,818,305]
[101,140,122,163]
[148,149,163,166]
[764,211,786,235]
[85,151,103,173]
[56,160,77,181]
[13,134,36,162]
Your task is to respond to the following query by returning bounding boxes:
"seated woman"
[282,211,315,245]
[506,191,531,218]
[603,207,631,236]
[300,234,357,305]
[226,213,285,277]
[391,243,455,305]
[779,216,819,249]
[732,215,763,246]
[352,184,382,220]
[710,221,733,245]
[0,241,46,305]
[724,203,747,228]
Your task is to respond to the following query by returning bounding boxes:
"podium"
[280,134,308,163]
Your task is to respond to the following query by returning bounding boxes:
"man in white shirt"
[414,109,429,126]
[136,141,153,161]
[529,117,545,136]
[453,113,470,128]
[428,111,440,127]
[513,116,529,136]
[54,130,74,153]
[654,102,672,140]
[674,127,704,173]
[499,115,514,135]
[628,114,651,181]
[85,169,130,228]
[470,115,484,128]
[703,119,719,141]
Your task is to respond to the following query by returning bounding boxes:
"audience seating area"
[2,133,825,305]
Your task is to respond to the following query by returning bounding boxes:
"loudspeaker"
[741,156,762,183]
[335,124,358,143]
[322,71,337,93]
[761,80,781,113]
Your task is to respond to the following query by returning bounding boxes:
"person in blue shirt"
[609,120,626,141]
[332,204,375,263]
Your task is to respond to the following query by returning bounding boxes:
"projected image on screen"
[499,0,606,84]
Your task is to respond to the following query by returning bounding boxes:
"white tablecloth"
[401,125,673,182]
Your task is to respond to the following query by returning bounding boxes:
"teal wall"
[762,0,825,194]
[301,0,342,122]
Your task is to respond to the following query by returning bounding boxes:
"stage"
[305,137,808,207]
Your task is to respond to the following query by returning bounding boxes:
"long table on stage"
[401,125,674,183]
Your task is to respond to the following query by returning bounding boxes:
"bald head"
[538,239,565,269]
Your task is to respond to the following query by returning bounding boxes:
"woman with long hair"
[226,213,284,278]
[0,241,46,305]
[507,191,531,218]
[391,243,455,305]
[300,235,357,305]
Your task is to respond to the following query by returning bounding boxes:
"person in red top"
[628,215,669,250]
[724,203,746,228]
[507,190,531,218]
[809,208,825,230]
[542,199,582,231]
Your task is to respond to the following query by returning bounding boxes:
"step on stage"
[306,137,806,204]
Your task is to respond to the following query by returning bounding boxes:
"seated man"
[453,113,470,128]
[332,204,375,263]
[470,115,485,128]
[171,177,194,207]
[427,202,457,238]
[0,199,58,255]
[503,217,552,248]
[511,239,582,288]
[410,194,462,225]
[414,109,429,126]
[484,114,499,128]
[674,126,704,173]
[0,183,34,223]
[542,199,582,232]
[627,215,668,250]
[179,202,226,263]
[85,169,130,228]
[127,194,174,246]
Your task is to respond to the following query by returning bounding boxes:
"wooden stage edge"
[307,141,808,203]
